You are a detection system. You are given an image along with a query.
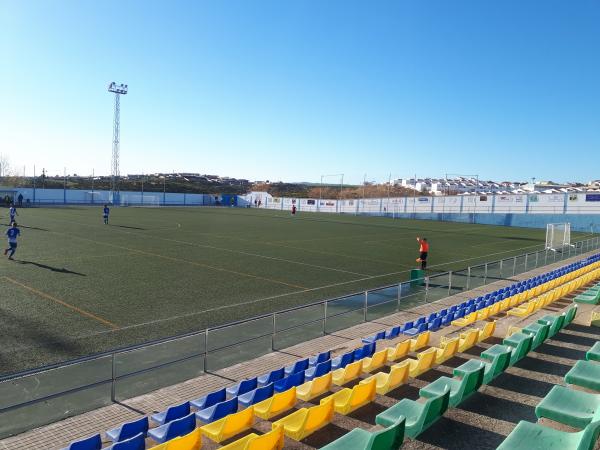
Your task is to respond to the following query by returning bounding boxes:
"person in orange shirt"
[416,237,429,270]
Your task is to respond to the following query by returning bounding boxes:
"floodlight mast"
[108,82,128,204]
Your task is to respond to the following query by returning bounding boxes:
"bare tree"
[0,154,11,177]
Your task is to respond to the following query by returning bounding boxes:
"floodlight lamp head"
[108,82,128,95]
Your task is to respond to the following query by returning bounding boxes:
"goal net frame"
[119,194,162,207]
[545,223,572,251]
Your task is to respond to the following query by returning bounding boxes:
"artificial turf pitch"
[0,206,581,374]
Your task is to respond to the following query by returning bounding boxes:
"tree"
[0,154,11,177]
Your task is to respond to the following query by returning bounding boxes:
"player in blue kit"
[9,204,18,225]
[103,204,110,224]
[4,222,21,260]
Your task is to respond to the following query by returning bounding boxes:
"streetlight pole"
[107,82,128,205]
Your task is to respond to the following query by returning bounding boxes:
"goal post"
[545,223,572,251]
[119,194,162,207]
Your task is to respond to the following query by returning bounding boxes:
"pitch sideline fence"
[1,236,599,438]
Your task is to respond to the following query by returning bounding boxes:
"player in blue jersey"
[103,204,110,224]
[9,204,18,225]
[4,222,21,260]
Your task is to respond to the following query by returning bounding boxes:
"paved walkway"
[1,251,599,450]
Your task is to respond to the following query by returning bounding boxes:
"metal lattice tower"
[108,82,128,203]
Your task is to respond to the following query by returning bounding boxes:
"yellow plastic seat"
[361,360,409,395]
[509,295,521,307]
[296,373,332,402]
[507,301,535,317]
[409,331,430,351]
[254,387,296,420]
[272,397,334,441]
[386,340,410,361]
[323,377,376,415]
[165,428,202,450]
[488,302,501,316]
[407,347,437,377]
[457,329,479,352]
[451,312,477,327]
[498,298,511,311]
[478,320,496,342]
[434,337,459,364]
[332,360,363,386]
[219,426,284,450]
[200,406,254,443]
[149,444,169,450]
[362,349,388,373]
[476,307,490,321]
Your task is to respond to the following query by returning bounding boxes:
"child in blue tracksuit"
[9,204,18,225]
[103,204,110,225]
[4,222,20,260]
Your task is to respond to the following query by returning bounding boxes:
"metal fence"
[1,236,599,438]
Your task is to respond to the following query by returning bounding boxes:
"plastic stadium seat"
[219,426,284,450]
[522,322,550,350]
[163,428,201,450]
[332,360,363,386]
[564,304,578,326]
[477,320,496,342]
[226,378,258,398]
[407,347,437,377]
[434,337,459,365]
[191,388,227,411]
[60,434,102,450]
[410,331,430,351]
[274,370,305,392]
[331,351,354,370]
[403,322,427,336]
[105,433,145,450]
[151,402,191,426]
[457,329,479,352]
[536,385,600,429]
[148,413,196,444]
[272,397,335,441]
[362,331,386,344]
[304,359,331,381]
[427,317,442,331]
[361,349,388,373]
[238,383,275,408]
[253,386,297,420]
[309,351,331,366]
[320,416,405,450]
[574,290,600,304]
[200,406,254,443]
[354,342,376,360]
[477,344,511,384]
[296,373,333,402]
[587,342,600,362]
[385,326,401,339]
[441,314,454,326]
[285,359,309,376]
[323,377,376,415]
[420,360,484,407]
[361,360,410,395]
[106,417,149,443]
[148,444,168,450]
[497,419,600,450]
[503,332,533,366]
[565,360,600,391]
[451,312,477,327]
[400,321,414,333]
[257,368,285,387]
[376,386,450,438]
[196,397,238,424]
[538,314,565,338]
[386,340,410,362]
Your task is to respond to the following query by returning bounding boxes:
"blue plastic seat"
[354,342,376,360]
[441,314,454,326]
[404,322,427,336]
[438,309,447,317]
[400,321,414,332]
[226,377,258,397]
[105,433,145,450]
[151,401,191,426]
[106,416,149,443]
[274,370,305,392]
[427,313,437,322]
[285,358,309,376]
[362,331,386,344]
[305,360,332,381]
[309,351,331,366]
[331,351,354,370]
[427,317,442,332]
[196,397,238,424]
[385,326,401,339]
[453,309,466,320]
[414,317,426,326]
[448,305,457,314]
[257,368,285,386]
[60,434,102,450]
[239,383,275,408]
[191,388,227,410]
[147,413,196,444]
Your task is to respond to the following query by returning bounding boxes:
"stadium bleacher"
[14,252,600,450]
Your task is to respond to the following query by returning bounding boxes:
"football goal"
[545,223,572,251]
[120,194,162,207]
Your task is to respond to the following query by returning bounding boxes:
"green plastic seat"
[536,385,600,428]
[522,322,550,349]
[564,304,578,327]
[574,292,600,305]
[497,419,600,450]
[538,314,565,338]
[420,360,484,407]
[376,386,450,439]
[503,332,533,366]
[586,342,600,362]
[566,360,600,392]
[320,416,405,450]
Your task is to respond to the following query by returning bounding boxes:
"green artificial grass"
[0,206,583,374]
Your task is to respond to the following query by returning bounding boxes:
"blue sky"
[1,0,599,184]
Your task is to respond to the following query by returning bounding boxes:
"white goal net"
[120,194,162,207]
[545,223,572,251]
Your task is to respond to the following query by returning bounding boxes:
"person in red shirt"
[291,204,297,215]
[416,237,429,270]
